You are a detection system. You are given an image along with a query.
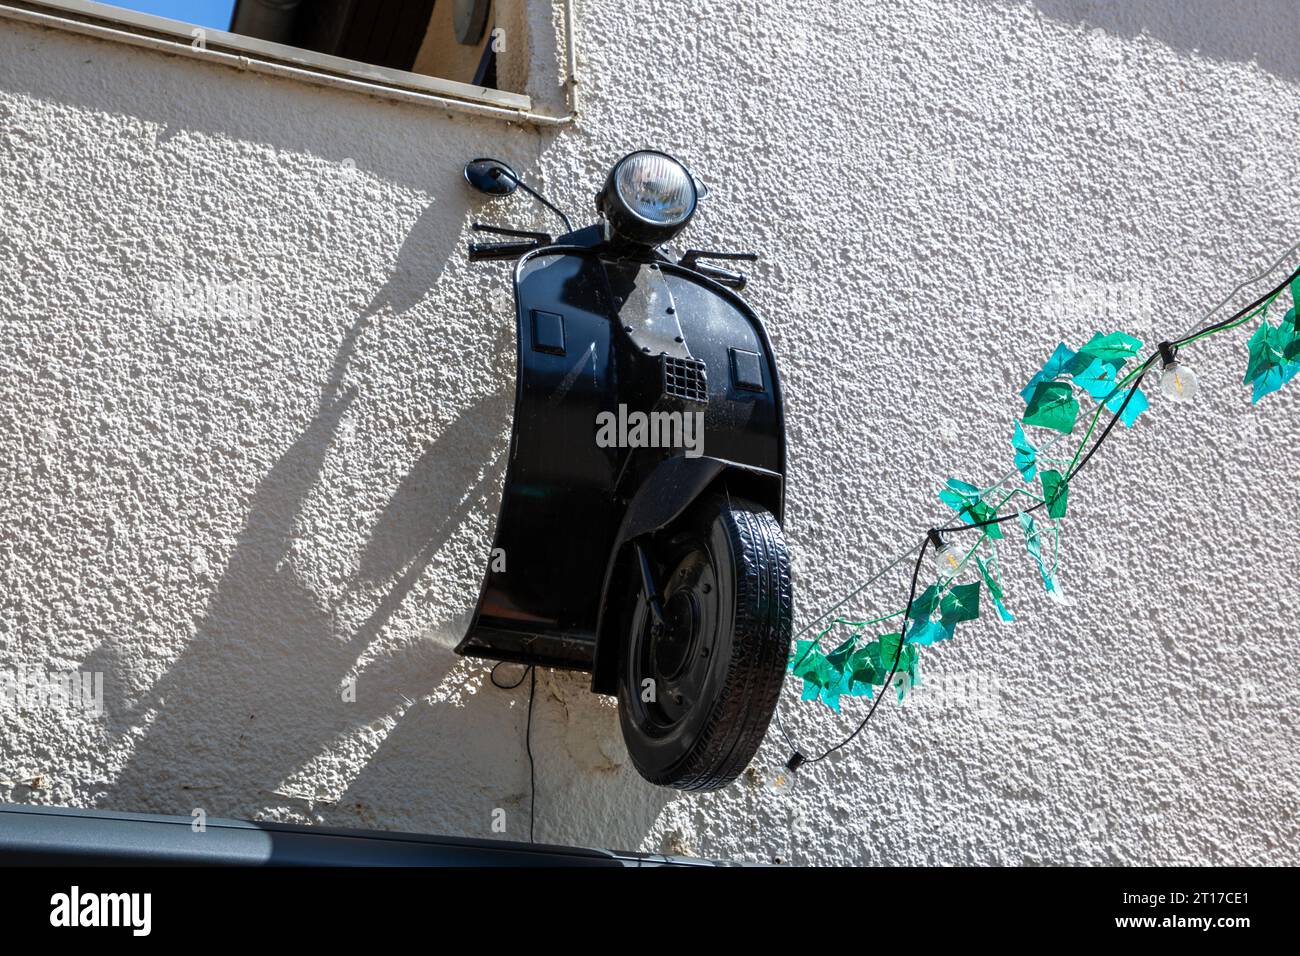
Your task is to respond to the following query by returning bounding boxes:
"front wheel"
[617,494,792,791]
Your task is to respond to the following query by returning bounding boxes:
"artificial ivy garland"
[777,262,1300,775]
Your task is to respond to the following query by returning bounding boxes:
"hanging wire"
[489,661,538,842]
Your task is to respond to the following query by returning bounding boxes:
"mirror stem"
[507,174,573,234]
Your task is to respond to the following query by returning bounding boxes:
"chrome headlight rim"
[598,149,700,246]
[611,150,698,227]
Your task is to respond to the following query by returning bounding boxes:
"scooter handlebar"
[468,240,541,262]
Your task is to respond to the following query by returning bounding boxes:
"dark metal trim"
[0,803,729,867]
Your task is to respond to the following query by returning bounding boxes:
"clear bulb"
[932,543,963,578]
[1159,361,1199,404]
[767,753,804,794]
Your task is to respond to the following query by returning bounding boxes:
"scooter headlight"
[597,151,699,246]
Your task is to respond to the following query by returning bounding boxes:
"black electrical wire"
[489,659,531,689]
[489,661,537,842]
[785,261,1300,767]
[1171,263,1300,348]
[805,533,933,762]
[525,664,537,844]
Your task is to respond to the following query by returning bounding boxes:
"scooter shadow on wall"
[96,202,502,819]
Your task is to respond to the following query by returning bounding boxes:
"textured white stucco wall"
[1,0,1298,865]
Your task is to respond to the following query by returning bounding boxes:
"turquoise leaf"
[1072,358,1123,401]
[1012,422,1038,481]
[1019,511,1070,602]
[1066,331,1142,374]
[909,617,955,646]
[819,669,854,711]
[1020,343,1078,403]
[975,555,1014,622]
[1104,385,1149,427]
[938,479,1004,538]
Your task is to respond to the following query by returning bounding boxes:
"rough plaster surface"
[1,0,1298,865]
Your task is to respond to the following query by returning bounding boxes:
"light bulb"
[1159,361,1199,404]
[767,752,805,794]
[932,542,963,578]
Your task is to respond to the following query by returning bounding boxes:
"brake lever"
[678,249,759,270]
[692,263,748,291]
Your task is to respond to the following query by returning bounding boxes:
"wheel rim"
[628,542,719,733]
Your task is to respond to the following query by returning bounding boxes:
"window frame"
[0,0,572,122]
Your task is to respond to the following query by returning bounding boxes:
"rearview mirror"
[464,158,519,196]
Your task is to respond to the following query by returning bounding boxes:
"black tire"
[617,494,792,791]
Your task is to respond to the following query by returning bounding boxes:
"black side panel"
[457,253,622,670]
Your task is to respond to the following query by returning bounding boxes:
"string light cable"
[769,250,1300,792]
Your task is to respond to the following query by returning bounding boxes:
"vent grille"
[660,355,708,404]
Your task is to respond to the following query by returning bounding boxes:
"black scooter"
[457,151,791,791]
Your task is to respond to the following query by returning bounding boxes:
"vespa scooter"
[457,151,791,791]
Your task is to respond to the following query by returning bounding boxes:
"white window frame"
[0,0,578,125]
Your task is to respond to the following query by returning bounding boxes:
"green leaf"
[939,581,981,627]
[1066,331,1142,374]
[877,632,917,672]
[790,641,824,679]
[846,645,885,694]
[1022,382,1080,434]
[908,583,942,622]
[824,636,857,670]
[1012,422,1038,481]
[937,479,1005,539]
[1244,321,1295,404]
[975,555,1014,622]
[1281,306,1300,364]
[1041,469,1069,519]
[791,640,861,711]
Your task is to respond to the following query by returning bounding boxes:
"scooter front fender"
[587,453,783,695]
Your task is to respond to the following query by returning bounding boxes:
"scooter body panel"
[456,245,786,673]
